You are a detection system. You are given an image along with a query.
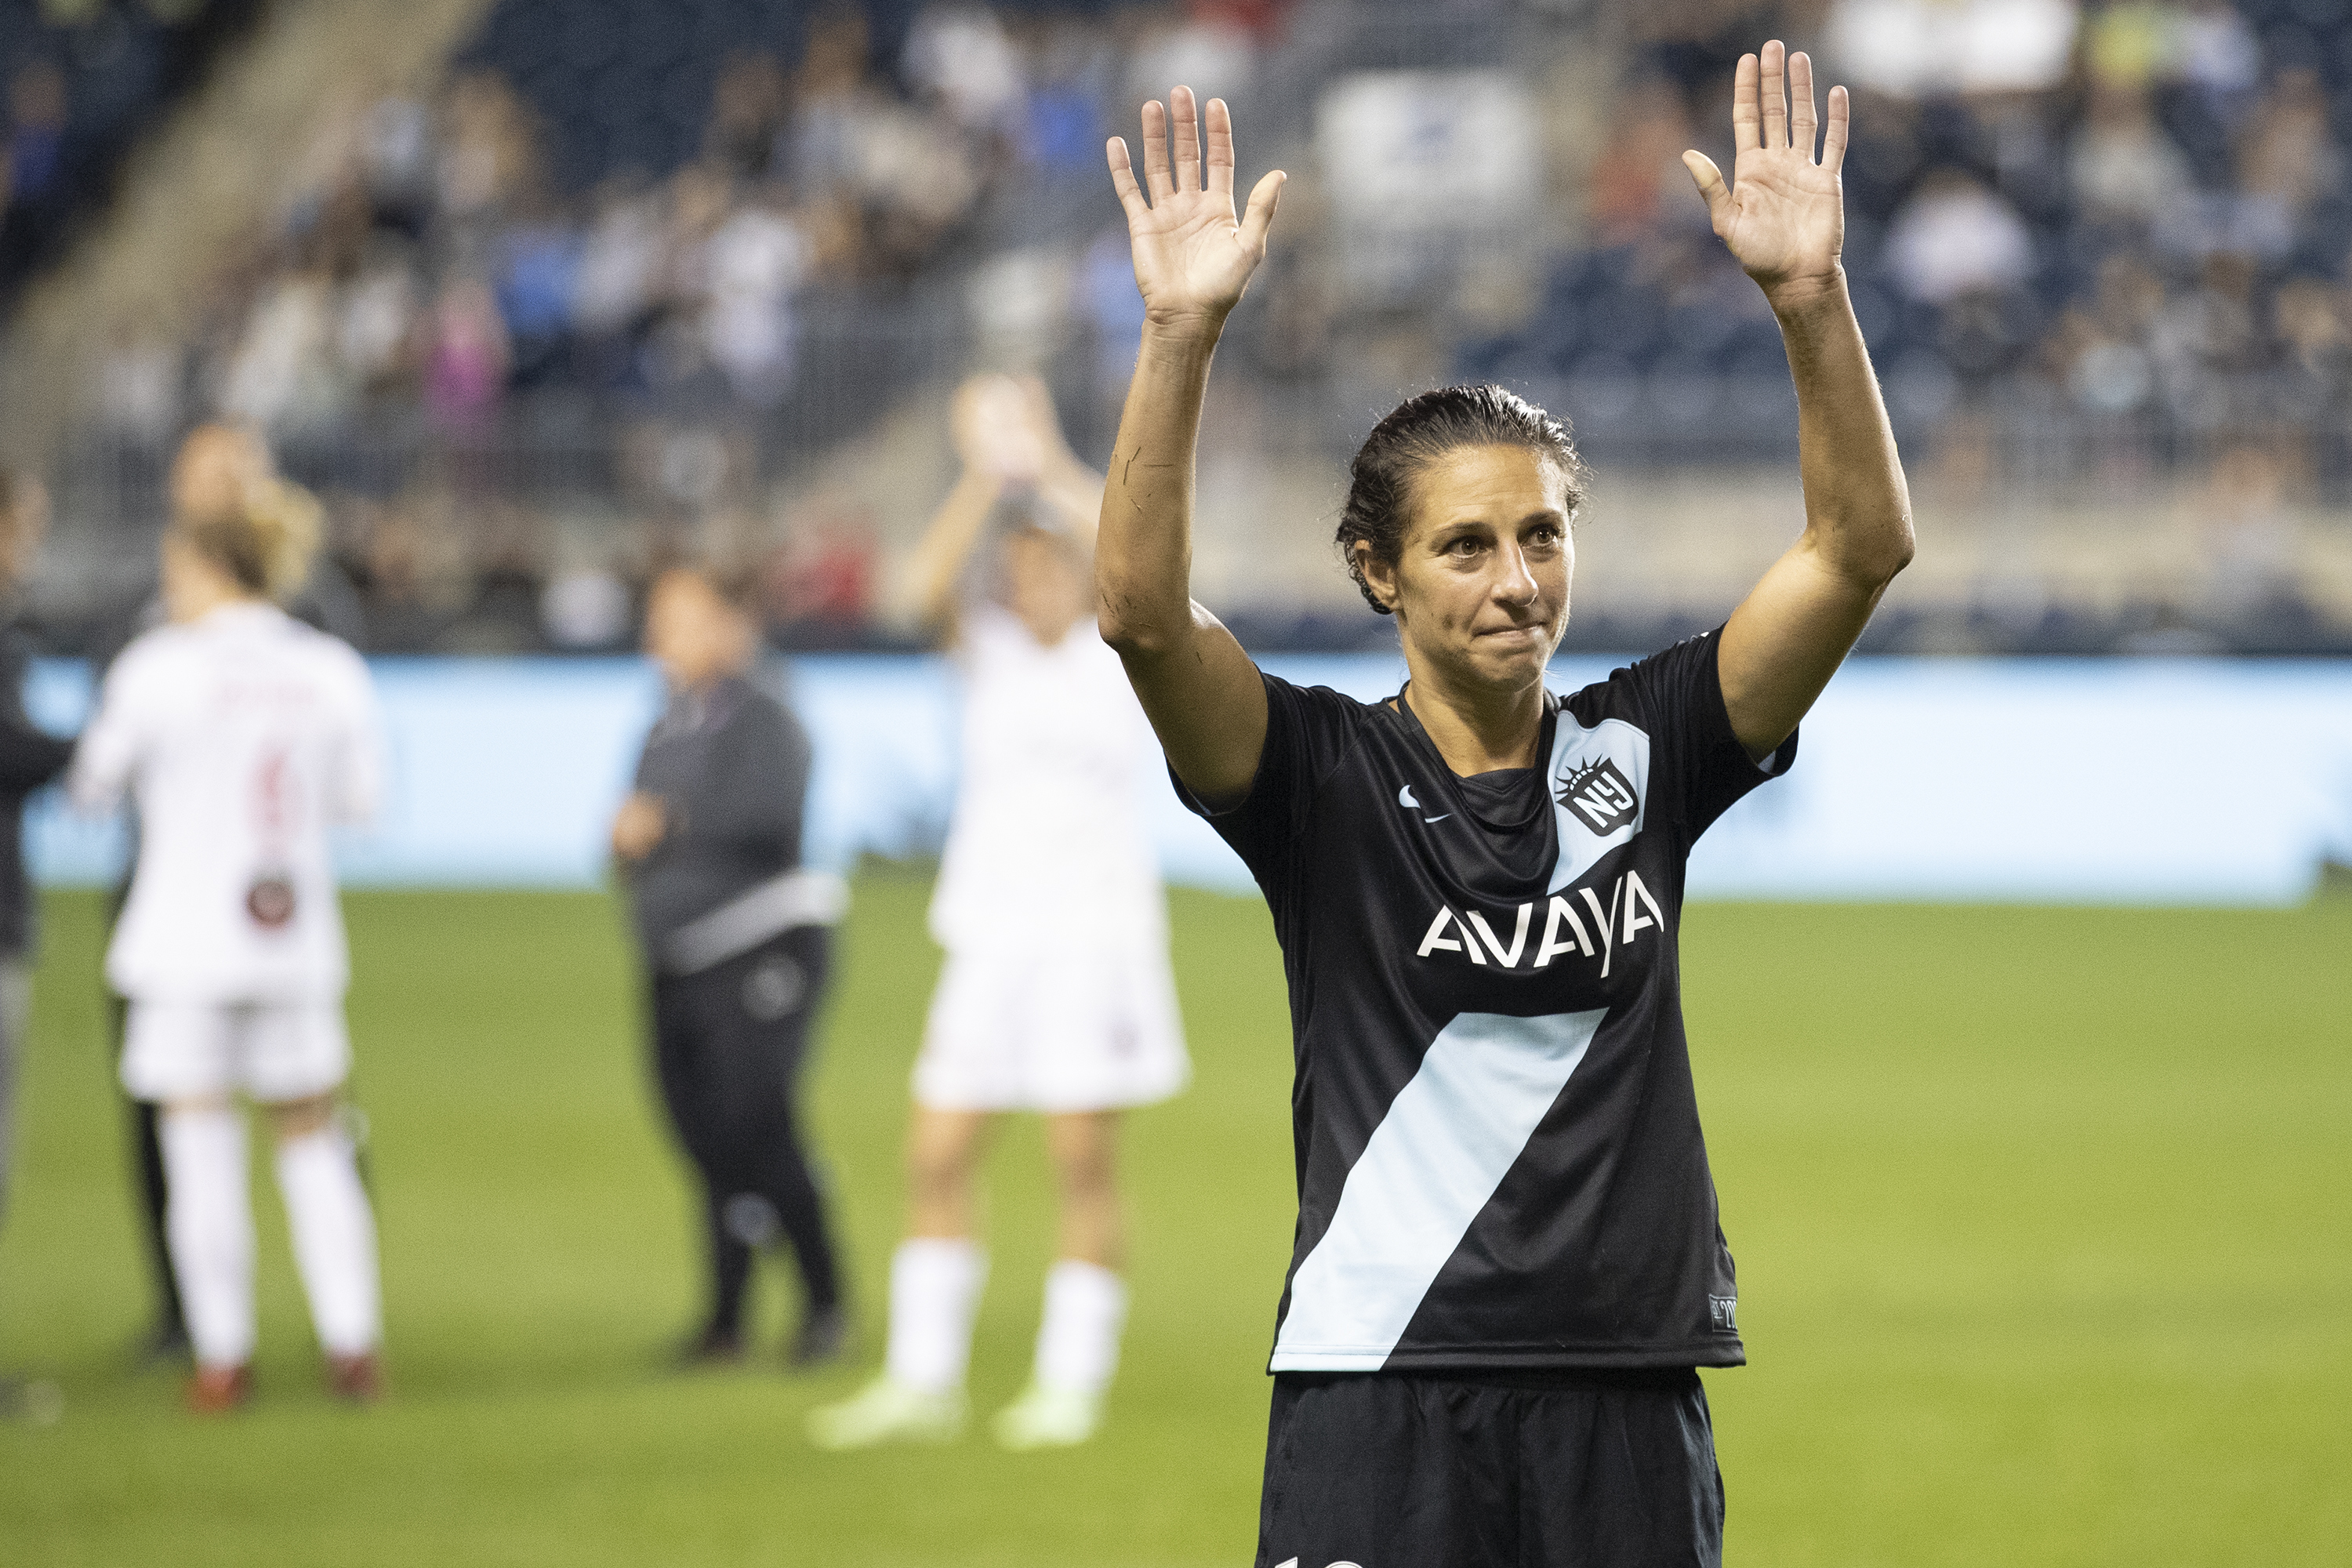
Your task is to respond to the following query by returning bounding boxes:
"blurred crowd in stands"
[1468,0,2352,481]
[13,0,2352,655]
[2,0,258,306]
[60,0,1303,653]
[89,0,1291,441]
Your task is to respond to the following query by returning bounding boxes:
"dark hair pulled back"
[1336,384,1586,615]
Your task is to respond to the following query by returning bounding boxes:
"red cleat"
[326,1351,383,1404]
[186,1363,252,1414]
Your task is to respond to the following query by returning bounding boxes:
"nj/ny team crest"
[1556,755,1639,836]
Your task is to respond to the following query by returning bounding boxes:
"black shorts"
[1256,1368,1724,1568]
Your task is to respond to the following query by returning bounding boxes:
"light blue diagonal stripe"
[1269,1007,1609,1370]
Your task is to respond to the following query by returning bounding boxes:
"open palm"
[1684,42,1847,294]
[1108,87,1285,328]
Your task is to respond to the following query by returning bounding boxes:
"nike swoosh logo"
[1423,814,1450,823]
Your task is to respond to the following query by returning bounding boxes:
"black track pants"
[650,927,843,1335]
[1257,1369,1724,1568]
[112,989,185,1341]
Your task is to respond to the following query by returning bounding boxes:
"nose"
[1493,539,1540,609]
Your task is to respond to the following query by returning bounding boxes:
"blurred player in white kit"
[71,428,387,1413]
[811,376,1187,1452]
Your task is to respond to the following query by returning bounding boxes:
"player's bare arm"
[1022,376,1108,549]
[912,379,1023,637]
[1690,42,1915,762]
[1097,88,1284,810]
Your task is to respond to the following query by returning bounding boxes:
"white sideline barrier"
[24,654,2352,906]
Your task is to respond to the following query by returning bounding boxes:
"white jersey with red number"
[927,604,1163,955]
[71,601,384,1003]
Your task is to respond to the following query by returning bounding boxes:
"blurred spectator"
[2194,442,2298,620]
[2274,274,2351,379]
[2236,67,2339,223]
[219,270,339,434]
[2071,85,2192,226]
[542,562,633,650]
[2176,0,2262,126]
[3,62,67,212]
[906,4,1028,143]
[96,327,184,445]
[1885,171,2034,303]
[1021,16,1113,175]
[1830,0,2078,99]
[2083,0,2178,94]
[423,278,510,433]
[702,187,811,408]
[1125,13,1255,111]
[1587,80,1697,245]
[766,498,877,644]
[703,53,789,185]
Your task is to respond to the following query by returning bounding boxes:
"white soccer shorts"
[913,941,1189,1113]
[120,999,352,1105]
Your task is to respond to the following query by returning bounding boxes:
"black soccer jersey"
[1183,630,1791,1373]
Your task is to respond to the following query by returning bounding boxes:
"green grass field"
[1,881,2347,1566]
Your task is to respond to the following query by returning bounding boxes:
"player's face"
[170,425,266,528]
[1375,444,1571,691]
[1004,528,1090,643]
[644,573,753,689]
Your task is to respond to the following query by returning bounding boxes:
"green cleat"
[806,1376,966,1450]
[989,1381,1103,1451]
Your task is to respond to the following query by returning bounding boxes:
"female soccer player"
[808,375,1188,1453]
[613,563,849,1370]
[71,437,387,1414]
[1098,52,1911,1565]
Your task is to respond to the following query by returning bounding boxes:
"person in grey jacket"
[612,563,848,1368]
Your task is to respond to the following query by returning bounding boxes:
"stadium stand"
[0,0,262,314]
[3,0,2349,656]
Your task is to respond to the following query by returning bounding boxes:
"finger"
[1204,96,1236,197]
[1732,53,1760,154]
[1789,49,1818,161]
[1105,136,1150,220]
[1682,150,1733,229]
[1759,40,1788,151]
[1140,99,1174,201]
[1823,84,1851,176]
[1238,168,1286,255]
[1171,85,1202,194]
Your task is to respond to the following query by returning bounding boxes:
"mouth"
[1475,624,1546,643]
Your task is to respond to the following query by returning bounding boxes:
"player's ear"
[1355,539,1400,615]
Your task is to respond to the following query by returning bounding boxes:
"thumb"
[1682,151,1732,226]
[1240,169,1286,255]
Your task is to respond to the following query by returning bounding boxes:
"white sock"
[274,1125,383,1357]
[1033,1259,1127,1396]
[160,1107,255,1370]
[884,1237,986,1393]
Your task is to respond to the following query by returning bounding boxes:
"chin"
[1453,637,1551,689]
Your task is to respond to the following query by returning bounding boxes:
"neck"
[175,581,260,623]
[1018,601,1083,647]
[1400,652,1547,775]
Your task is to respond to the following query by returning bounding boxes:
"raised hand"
[1108,87,1285,331]
[1684,42,1847,299]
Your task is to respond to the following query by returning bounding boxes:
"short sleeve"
[1621,627,1795,838]
[1172,670,1367,881]
[68,641,156,815]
